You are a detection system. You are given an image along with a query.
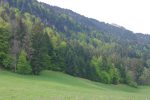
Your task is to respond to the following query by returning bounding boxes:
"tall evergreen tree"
[31,22,51,75]
[0,28,12,69]
[17,50,31,74]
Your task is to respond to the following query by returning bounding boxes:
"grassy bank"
[0,70,150,100]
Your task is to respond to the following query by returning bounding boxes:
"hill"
[0,70,150,100]
[7,0,150,43]
[0,0,150,86]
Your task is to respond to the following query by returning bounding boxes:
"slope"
[0,0,150,86]
[0,70,150,100]
[6,0,150,43]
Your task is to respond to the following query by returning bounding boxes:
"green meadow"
[0,70,150,100]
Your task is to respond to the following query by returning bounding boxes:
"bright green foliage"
[91,56,120,84]
[17,50,31,74]
[100,71,111,84]
[111,66,120,84]
[90,56,102,73]
[0,17,10,29]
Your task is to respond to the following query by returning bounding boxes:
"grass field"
[0,70,150,100]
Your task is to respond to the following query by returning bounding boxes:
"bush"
[100,71,111,84]
[129,81,138,88]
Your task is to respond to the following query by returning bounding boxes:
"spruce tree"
[0,28,12,69]
[31,29,51,75]
[17,50,31,74]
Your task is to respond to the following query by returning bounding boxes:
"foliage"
[17,50,31,74]
[126,71,138,88]
[31,24,52,75]
[0,28,11,68]
[0,0,150,87]
[90,56,120,84]
[139,67,150,85]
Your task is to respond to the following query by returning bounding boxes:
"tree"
[111,67,120,84]
[90,56,121,84]
[90,56,111,83]
[139,67,150,85]
[90,56,102,80]
[31,32,45,75]
[146,59,150,68]
[17,50,31,74]
[31,22,51,75]
[0,28,12,69]
[126,70,138,88]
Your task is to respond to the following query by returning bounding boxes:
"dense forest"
[0,0,150,87]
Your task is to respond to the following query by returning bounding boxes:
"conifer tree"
[17,50,31,74]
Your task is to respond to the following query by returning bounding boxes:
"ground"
[0,70,150,100]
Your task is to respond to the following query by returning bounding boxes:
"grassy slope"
[0,70,150,100]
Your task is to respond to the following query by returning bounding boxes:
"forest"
[0,0,150,87]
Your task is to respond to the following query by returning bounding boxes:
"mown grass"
[0,70,150,100]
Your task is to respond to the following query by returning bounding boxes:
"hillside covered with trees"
[0,0,150,87]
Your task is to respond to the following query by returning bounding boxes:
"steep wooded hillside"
[0,0,150,86]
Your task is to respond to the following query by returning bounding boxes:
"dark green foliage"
[31,32,46,75]
[0,28,12,69]
[126,71,138,88]
[17,50,31,74]
[139,67,150,85]
[31,23,51,74]
[41,33,54,70]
